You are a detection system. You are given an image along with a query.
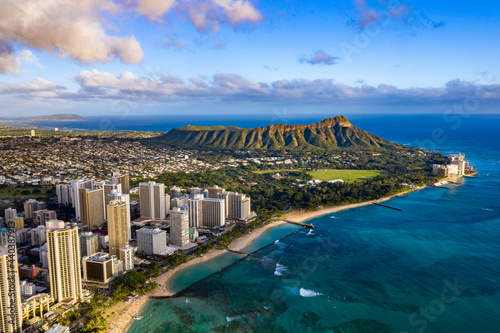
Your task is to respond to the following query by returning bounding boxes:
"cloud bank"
[300,50,339,66]
[2,71,500,110]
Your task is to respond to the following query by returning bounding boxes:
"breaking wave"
[299,288,323,297]
[274,263,288,276]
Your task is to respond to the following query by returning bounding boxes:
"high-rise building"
[120,245,135,272]
[190,187,203,197]
[30,226,47,246]
[40,246,49,269]
[104,183,122,198]
[139,182,166,220]
[136,228,166,255]
[79,232,100,258]
[33,210,57,227]
[107,200,129,259]
[228,193,251,220]
[169,186,182,198]
[78,187,105,230]
[216,191,230,217]
[0,246,23,333]
[82,253,122,285]
[56,184,72,206]
[107,190,131,240]
[170,208,190,247]
[188,194,203,228]
[208,186,225,199]
[4,208,17,221]
[111,172,130,194]
[70,178,94,216]
[46,220,82,303]
[201,198,225,227]
[15,229,30,245]
[165,194,171,217]
[12,217,24,231]
[23,199,46,219]
[171,195,189,209]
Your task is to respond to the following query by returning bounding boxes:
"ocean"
[118,114,499,333]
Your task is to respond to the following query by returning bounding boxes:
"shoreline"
[107,220,286,333]
[284,185,427,223]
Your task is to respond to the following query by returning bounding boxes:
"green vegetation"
[253,169,300,174]
[149,149,446,219]
[79,293,110,332]
[254,169,388,182]
[109,265,160,306]
[0,186,54,200]
[308,169,388,182]
[150,116,400,151]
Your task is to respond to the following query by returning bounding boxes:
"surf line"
[154,226,307,299]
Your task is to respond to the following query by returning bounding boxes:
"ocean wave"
[185,298,191,303]
[274,263,288,276]
[482,208,494,211]
[306,229,314,236]
[299,288,323,297]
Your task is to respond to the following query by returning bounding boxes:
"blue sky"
[0,0,499,117]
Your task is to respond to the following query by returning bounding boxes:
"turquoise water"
[129,116,500,333]
[168,224,302,293]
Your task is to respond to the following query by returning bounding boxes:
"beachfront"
[107,186,430,333]
[106,220,286,333]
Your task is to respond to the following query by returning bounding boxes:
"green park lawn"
[308,169,387,182]
[0,186,54,201]
[253,168,387,182]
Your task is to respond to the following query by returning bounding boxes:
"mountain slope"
[158,116,400,151]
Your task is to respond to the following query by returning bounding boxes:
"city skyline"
[0,0,499,116]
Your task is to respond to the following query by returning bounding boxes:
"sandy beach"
[284,186,427,223]
[107,220,286,333]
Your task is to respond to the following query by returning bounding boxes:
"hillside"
[157,115,401,151]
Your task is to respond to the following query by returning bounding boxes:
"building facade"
[30,226,47,247]
[170,208,190,247]
[46,220,82,303]
[0,246,23,333]
[120,245,135,272]
[79,232,100,258]
[201,198,225,227]
[188,194,203,228]
[78,187,105,230]
[111,172,130,194]
[139,182,166,220]
[107,200,129,259]
[136,228,167,255]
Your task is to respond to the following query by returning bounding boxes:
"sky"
[0,0,499,118]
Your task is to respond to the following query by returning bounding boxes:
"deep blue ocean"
[114,114,500,333]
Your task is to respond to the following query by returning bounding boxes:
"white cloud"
[0,0,144,73]
[133,0,263,32]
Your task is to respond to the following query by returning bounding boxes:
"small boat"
[133,316,143,320]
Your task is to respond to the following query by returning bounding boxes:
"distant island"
[153,115,400,151]
[0,114,87,122]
